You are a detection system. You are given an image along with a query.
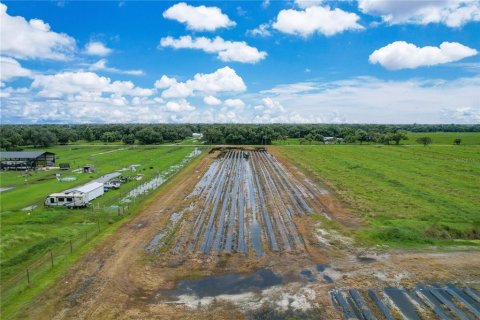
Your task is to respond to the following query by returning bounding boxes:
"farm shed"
[83,164,95,173]
[45,181,104,208]
[0,151,55,170]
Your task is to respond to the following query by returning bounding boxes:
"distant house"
[323,137,344,144]
[323,137,335,144]
[0,151,55,170]
[192,133,203,139]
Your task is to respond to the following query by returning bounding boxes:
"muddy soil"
[18,148,480,320]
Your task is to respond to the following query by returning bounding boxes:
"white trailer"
[45,181,104,208]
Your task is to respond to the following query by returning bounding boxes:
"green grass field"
[276,145,480,247]
[273,132,480,145]
[402,132,480,145]
[0,146,197,280]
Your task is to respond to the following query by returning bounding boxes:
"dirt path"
[18,149,480,320]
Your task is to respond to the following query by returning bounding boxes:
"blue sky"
[1,0,479,124]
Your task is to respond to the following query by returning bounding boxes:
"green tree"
[122,134,136,145]
[416,137,432,146]
[136,128,163,144]
[83,127,95,142]
[391,130,408,145]
[100,131,121,143]
[56,128,73,144]
[355,129,368,144]
[31,128,58,148]
[203,127,224,144]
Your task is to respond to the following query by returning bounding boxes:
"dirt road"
[18,148,480,320]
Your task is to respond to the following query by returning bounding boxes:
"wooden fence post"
[50,251,54,268]
[69,240,73,253]
[26,268,30,285]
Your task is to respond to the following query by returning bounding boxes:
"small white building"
[45,181,104,208]
[192,133,203,139]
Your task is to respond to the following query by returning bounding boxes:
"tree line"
[0,124,478,149]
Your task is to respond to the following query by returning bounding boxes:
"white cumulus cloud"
[31,71,153,98]
[0,3,75,60]
[84,41,112,56]
[0,56,32,82]
[163,2,235,31]
[158,66,247,99]
[358,0,480,27]
[247,23,272,37]
[204,95,222,105]
[272,5,364,37]
[89,59,144,75]
[165,99,195,112]
[160,36,267,64]
[224,98,245,108]
[369,41,478,70]
[154,75,178,89]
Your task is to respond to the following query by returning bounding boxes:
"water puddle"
[300,269,314,282]
[0,187,14,193]
[163,268,283,298]
[357,256,376,263]
[316,264,328,272]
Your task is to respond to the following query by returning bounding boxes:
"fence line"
[0,204,132,306]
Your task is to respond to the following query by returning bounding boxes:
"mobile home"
[45,181,104,208]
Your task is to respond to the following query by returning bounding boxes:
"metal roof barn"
[0,151,55,170]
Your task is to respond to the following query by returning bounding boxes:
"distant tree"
[31,128,58,148]
[0,129,23,150]
[416,137,432,146]
[391,130,408,145]
[122,134,136,145]
[454,138,462,145]
[56,128,73,144]
[83,127,95,142]
[100,131,121,143]
[203,127,223,144]
[313,134,324,143]
[304,133,314,144]
[344,134,358,144]
[136,128,163,145]
[355,129,368,144]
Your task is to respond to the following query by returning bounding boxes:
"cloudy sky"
[1,0,479,124]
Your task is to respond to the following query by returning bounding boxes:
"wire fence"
[0,204,132,307]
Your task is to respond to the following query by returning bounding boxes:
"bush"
[424,224,480,240]
[372,227,430,244]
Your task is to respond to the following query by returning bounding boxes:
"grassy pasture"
[273,132,480,145]
[402,132,480,145]
[0,146,195,279]
[276,145,480,247]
